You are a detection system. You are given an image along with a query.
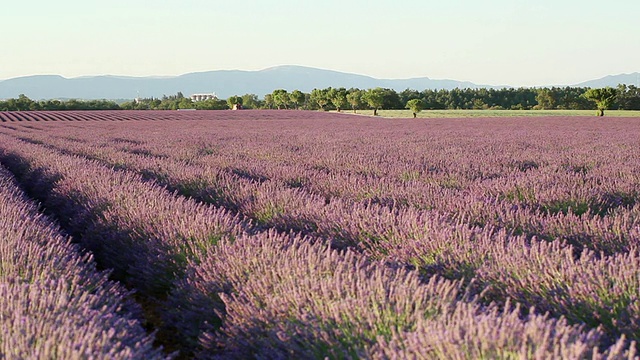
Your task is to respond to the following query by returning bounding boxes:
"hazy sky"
[2,0,639,87]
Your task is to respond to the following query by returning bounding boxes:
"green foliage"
[289,90,306,110]
[380,88,403,109]
[2,85,636,114]
[398,89,421,105]
[328,87,348,112]
[177,98,195,110]
[241,94,261,109]
[196,98,228,110]
[405,99,424,117]
[271,89,290,109]
[0,94,121,111]
[226,95,243,109]
[362,88,386,116]
[346,89,364,113]
[310,88,330,110]
[254,202,285,226]
[535,88,556,109]
[584,87,617,116]
[263,94,275,109]
[120,92,226,110]
[617,85,640,110]
[472,98,487,110]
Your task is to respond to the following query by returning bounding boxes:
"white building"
[190,93,217,102]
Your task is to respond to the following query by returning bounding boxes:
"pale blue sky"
[2,0,639,86]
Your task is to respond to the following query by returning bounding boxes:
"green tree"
[362,87,385,116]
[234,96,243,109]
[177,97,194,109]
[39,99,64,110]
[328,87,348,112]
[405,99,424,118]
[227,96,238,109]
[65,99,83,110]
[12,94,37,111]
[422,89,446,109]
[264,94,275,109]
[399,89,421,106]
[617,85,640,110]
[303,93,313,110]
[472,98,487,110]
[272,89,289,109]
[535,88,556,109]
[241,94,261,109]
[346,89,364,113]
[310,88,330,110]
[380,88,403,109]
[584,87,617,116]
[195,98,228,110]
[289,90,306,110]
[227,95,243,109]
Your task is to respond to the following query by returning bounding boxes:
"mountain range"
[0,65,638,100]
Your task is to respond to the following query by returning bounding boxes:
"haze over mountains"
[0,65,638,100]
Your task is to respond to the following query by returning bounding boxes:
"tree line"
[0,94,121,111]
[2,85,639,114]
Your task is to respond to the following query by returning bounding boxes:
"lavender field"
[1,110,639,359]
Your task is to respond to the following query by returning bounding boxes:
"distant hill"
[574,72,640,88]
[0,66,498,100]
[0,66,637,100]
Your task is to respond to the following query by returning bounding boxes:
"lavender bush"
[0,133,245,354]
[0,165,167,358]
[175,230,634,359]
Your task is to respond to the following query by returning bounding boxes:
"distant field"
[345,109,640,118]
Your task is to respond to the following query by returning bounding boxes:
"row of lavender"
[0,131,636,359]
[9,115,639,255]
[5,117,640,276]
[0,132,247,356]
[0,165,166,358]
[0,110,324,123]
